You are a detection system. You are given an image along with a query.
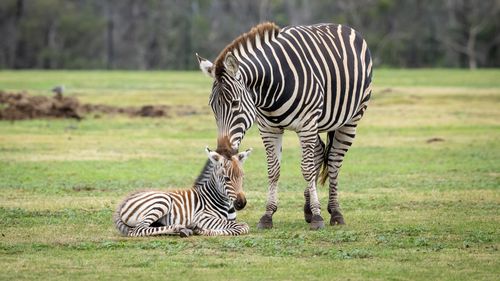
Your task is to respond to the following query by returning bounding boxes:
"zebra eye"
[223,176,231,182]
[231,99,240,109]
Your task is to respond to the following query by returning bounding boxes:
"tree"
[440,0,500,69]
[0,0,499,69]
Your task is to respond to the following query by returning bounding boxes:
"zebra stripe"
[113,148,251,237]
[198,22,373,229]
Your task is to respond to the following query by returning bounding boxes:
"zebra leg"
[195,217,250,236]
[127,208,193,237]
[325,123,358,226]
[129,223,193,237]
[257,127,284,229]
[227,204,236,221]
[304,136,325,223]
[298,129,324,230]
[326,94,370,226]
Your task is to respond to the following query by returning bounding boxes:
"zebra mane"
[194,137,237,186]
[214,22,280,79]
[216,136,237,159]
[194,159,212,186]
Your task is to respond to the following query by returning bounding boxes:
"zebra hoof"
[304,204,313,223]
[329,210,346,226]
[310,215,325,230]
[179,228,193,238]
[186,223,201,232]
[257,215,273,229]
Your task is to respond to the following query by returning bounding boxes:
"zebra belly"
[257,87,366,133]
[317,98,361,132]
[256,93,361,133]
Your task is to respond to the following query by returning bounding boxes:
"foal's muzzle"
[234,193,247,210]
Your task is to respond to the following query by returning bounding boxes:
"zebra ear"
[237,148,252,163]
[223,52,239,77]
[197,53,214,79]
[206,146,221,163]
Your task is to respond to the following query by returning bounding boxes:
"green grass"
[1,69,499,280]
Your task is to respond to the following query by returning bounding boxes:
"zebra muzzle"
[234,193,247,210]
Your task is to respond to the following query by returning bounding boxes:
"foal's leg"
[129,223,193,237]
[194,217,249,236]
[128,211,192,237]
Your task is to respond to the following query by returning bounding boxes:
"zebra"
[114,147,252,237]
[196,22,373,230]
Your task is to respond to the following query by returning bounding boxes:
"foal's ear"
[206,146,221,163]
[197,53,215,79]
[237,148,252,163]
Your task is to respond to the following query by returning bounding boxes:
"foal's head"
[206,146,251,210]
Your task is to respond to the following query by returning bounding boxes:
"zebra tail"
[319,132,334,186]
[113,201,132,236]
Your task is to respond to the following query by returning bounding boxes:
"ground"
[0,69,499,280]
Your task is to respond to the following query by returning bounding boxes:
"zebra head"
[206,146,252,211]
[197,52,256,151]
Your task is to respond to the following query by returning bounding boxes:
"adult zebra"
[197,22,373,230]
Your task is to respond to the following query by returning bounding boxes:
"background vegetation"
[1,0,499,70]
[0,69,499,280]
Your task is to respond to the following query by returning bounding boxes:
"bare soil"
[0,91,199,120]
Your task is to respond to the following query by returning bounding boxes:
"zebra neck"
[235,46,284,109]
[193,164,234,220]
[193,159,213,186]
[194,175,231,210]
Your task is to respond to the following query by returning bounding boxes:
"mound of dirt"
[426,137,445,143]
[0,91,82,120]
[0,91,200,120]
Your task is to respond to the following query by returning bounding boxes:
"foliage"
[0,0,499,69]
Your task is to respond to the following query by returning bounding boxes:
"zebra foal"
[114,147,252,237]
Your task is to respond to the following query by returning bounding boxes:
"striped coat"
[114,148,251,237]
[198,22,373,230]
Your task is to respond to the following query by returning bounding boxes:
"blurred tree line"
[0,0,499,70]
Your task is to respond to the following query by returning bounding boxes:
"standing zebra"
[114,147,252,237]
[197,22,373,230]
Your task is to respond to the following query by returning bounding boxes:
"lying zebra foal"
[114,147,251,237]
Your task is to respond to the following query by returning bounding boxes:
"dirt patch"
[0,91,199,120]
[426,137,445,143]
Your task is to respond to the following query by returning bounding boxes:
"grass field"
[0,69,499,280]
